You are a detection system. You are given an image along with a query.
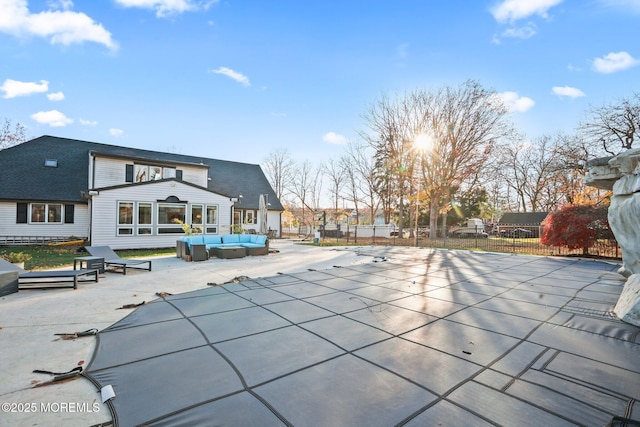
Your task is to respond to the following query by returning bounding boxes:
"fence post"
[475,225,478,248]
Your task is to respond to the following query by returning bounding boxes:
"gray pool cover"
[85,249,640,426]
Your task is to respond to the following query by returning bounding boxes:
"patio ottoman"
[215,246,247,259]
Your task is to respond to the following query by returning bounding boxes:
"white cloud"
[0,0,117,50]
[322,132,348,145]
[0,78,48,98]
[109,128,124,137]
[47,91,64,101]
[496,91,535,112]
[79,118,97,126]
[114,0,216,18]
[592,51,640,73]
[209,67,251,87]
[499,23,537,39]
[47,0,73,10]
[491,0,564,23]
[30,109,73,127]
[552,86,585,98]
[598,0,640,13]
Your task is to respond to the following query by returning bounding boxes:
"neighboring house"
[496,212,549,237]
[0,135,283,249]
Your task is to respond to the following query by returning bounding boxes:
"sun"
[414,133,433,153]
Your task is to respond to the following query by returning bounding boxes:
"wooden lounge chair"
[84,246,152,275]
[0,258,98,290]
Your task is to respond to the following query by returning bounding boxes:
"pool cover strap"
[55,328,98,339]
[33,366,83,383]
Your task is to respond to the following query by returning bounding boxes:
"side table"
[74,256,105,274]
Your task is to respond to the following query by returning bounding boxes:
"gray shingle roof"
[498,212,549,225]
[0,135,283,210]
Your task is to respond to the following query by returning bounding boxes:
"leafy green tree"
[447,189,489,226]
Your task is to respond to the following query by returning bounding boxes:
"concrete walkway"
[0,241,638,426]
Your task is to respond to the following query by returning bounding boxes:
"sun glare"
[414,133,433,153]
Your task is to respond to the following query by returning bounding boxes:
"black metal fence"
[287,224,621,260]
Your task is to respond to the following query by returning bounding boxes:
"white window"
[137,203,153,235]
[191,205,203,225]
[149,166,163,181]
[118,202,134,235]
[157,203,186,234]
[30,203,62,223]
[134,165,148,182]
[206,205,218,234]
[245,210,255,224]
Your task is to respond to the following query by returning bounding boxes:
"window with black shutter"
[125,164,134,182]
[16,203,27,223]
[64,204,75,224]
[176,169,183,180]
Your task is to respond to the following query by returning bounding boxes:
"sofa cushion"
[239,234,252,243]
[203,235,222,245]
[241,243,263,248]
[185,236,204,248]
[253,235,267,245]
[223,234,240,244]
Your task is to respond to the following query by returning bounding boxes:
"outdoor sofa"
[177,234,269,261]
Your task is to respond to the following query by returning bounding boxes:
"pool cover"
[85,249,640,426]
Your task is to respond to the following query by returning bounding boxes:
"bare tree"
[323,157,346,220]
[494,133,591,212]
[517,136,563,211]
[309,162,324,212]
[0,118,27,150]
[290,160,324,230]
[290,160,313,229]
[262,148,295,201]
[361,92,422,236]
[416,80,512,237]
[341,141,381,224]
[581,93,640,155]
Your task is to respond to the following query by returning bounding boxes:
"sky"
[1,0,639,167]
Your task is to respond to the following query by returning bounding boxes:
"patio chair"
[0,258,98,290]
[84,246,152,275]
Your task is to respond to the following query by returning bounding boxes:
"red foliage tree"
[541,205,613,255]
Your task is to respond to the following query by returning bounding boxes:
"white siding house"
[0,136,284,249]
[0,202,89,240]
[90,180,233,250]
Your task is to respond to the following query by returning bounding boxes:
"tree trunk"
[398,194,404,236]
[429,200,439,239]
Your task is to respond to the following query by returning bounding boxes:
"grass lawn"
[0,245,175,270]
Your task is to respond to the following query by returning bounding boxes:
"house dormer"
[89,151,210,189]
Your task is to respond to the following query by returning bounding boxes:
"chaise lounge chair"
[0,258,99,290]
[84,246,152,275]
